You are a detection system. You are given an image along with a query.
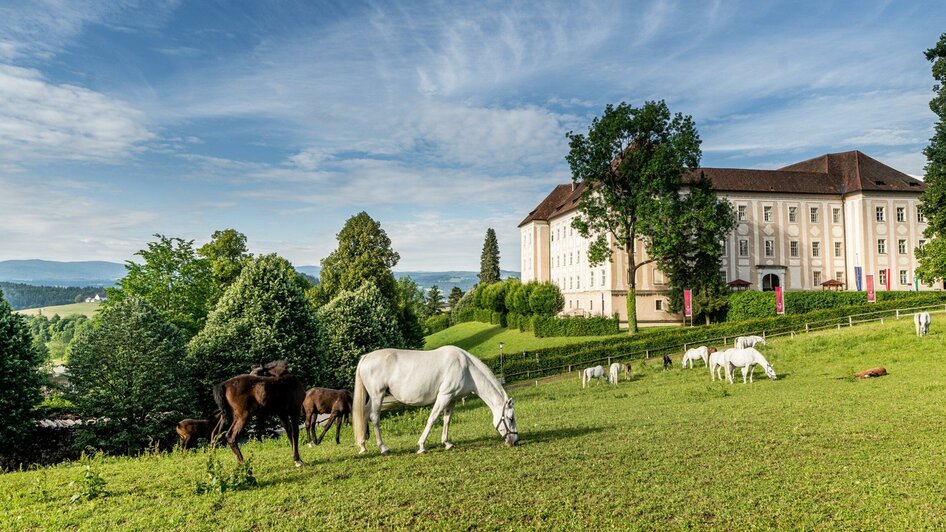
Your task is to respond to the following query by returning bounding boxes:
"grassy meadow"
[15,302,101,318]
[423,321,628,360]
[4,318,946,529]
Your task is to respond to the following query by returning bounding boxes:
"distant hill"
[298,266,519,293]
[0,260,125,286]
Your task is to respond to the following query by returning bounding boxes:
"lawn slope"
[15,301,101,317]
[3,319,946,529]
[424,321,627,360]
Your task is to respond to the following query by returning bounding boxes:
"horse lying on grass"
[353,345,518,455]
[582,365,607,388]
[303,387,353,446]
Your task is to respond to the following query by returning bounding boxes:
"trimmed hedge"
[424,314,451,335]
[726,290,940,322]
[531,315,621,337]
[490,293,946,382]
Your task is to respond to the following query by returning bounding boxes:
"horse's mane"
[456,347,507,400]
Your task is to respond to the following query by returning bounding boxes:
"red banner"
[683,289,693,317]
[885,268,891,291]
[775,286,785,314]
[866,274,876,303]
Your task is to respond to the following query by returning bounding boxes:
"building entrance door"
[762,273,781,291]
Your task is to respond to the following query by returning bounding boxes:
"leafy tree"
[528,282,565,316]
[651,174,736,324]
[394,276,427,347]
[479,228,501,284]
[0,289,45,450]
[187,254,326,411]
[67,296,192,453]
[450,290,475,324]
[397,277,428,320]
[425,285,445,315]
[505,280,534,315]
[317,283,404,389]
[107,234,214,337]
[918,33,946,283]
[566,100,701,333]
[482,282,508,313]
[198,229,252,292]
[447,287,465,309]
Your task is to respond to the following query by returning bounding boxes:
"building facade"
[519,151,935,324]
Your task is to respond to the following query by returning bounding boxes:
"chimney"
[571,182,576,191]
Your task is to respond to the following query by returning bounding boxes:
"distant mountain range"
[0,260,518,293]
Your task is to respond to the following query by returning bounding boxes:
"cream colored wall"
[519,221,550,283]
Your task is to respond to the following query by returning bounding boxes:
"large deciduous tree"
[107,234,214,337]
[0,289,45,451]
[917,33,946,283]
[566,100,702,333]
[198,229,252,293]
[479,228,501,285]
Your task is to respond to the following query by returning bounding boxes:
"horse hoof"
[444,442,454,450]
[416,448,426,455]
[358,448,366,455]
[380,447,391,455]
[294,461,303,467]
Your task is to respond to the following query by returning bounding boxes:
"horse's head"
[764,364,778,380]
[708,347,717,354]
[495,398,519,447]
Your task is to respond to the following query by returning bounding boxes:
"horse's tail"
[352,361,368,451]
[211,381,231,443]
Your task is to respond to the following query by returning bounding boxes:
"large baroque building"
[519,150,936,325]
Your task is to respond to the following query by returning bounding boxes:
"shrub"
[450,290,475,324]
[531,315,621,337]
[481,282,508,313]
[0,289,45,452]
[528,282,564,316]
[726,290,941,322]
[424,313,451,335]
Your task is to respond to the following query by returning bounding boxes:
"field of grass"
[4,318,946,529]
[15,301,101,318]
[424,321,628,360]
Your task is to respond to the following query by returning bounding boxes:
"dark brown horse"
[303,388,353,445]
[176,412,221,449]
[212,360,306,466]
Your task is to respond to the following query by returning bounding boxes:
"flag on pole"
[885,268,891,291]
[854,266,863,291]
[866,274,876,303]
[775,286,785,315]
[683,289,693,318]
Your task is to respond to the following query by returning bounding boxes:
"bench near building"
[519,150,937,325]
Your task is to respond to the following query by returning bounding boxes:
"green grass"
[4,318,946,529]
[424,321,628,360]
[15,302,101,318]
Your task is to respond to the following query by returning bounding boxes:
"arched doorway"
[762,273,780,291]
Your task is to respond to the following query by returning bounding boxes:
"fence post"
[683,343,688,352]
[881,318,884,325]
[646,350,650,359]
[762,330,766,340]
[849,316,853,327]
[791,331,795,339]
[805,323,809,333]
[608,357,611,366]
[837,324,841,331]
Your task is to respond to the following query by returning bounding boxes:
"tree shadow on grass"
[451,325,505,353]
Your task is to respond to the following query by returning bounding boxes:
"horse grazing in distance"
[734,336,766,349]
[725,347,778,384]
[608,362,631,384]
[914,312,931,337]
[353,346,519,455]
[682,346,717,369]
[176,412,221,449]
[662,354,673,370]
[213,360,306,466]
[708,349,730,382]
[582,365,607,388]
[303,387,353,446]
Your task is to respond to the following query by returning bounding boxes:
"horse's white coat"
[682,346,711,369]
[708,349,730,382]
[724,347,778,383]
[352,346,518,455]
[734,336,766,349]
[608,363,630,384]
[583,365,607,388]
[914,312,931,337]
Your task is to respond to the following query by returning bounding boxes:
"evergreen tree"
[479,228,501,284]
[425,285,445,315]
[0,289,45,450]
[917,33,946,283]
[448,287,464,309]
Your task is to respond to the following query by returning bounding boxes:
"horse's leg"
[226,414,249,463]
[334,413,343,445]
[417,395,451,454]
[368,397,389,455]
[441,402,455,450]
[277,412,302,466]
[316,412,337,445]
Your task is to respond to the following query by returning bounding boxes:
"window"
[739,239,749,256]
[551,230,554,242]
[878,239,886,254]
[655,300,663,311]
[835,271,844,282]
[577,276,581,289]
[900,270,908,285]
[763,206,773,222]
[764,239,775,257]
[569,277,573,289]
[876,206,885,222]
[789,241,799,257]
[918,210,926,223]
[737,205,747,221]
[600,269,605,287]
[834,241,842,257]
[898,239,907,254]
[879,270,887,286]
[813,271,822,286]
[812,241,820,257]
[810,207,819,223]
[789,206,797,222]
[896,207,905,222]
[721,239,726,254]
[569,253,573,265]
[590,271,594,287]
[832,208,841,223]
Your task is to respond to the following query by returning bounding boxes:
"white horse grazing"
[725,347,778,384]
[708,349,730,382]
[734,335,766,349]
[582,365,607,388]
[914,312,931,337]
[608,362,630,384]
[682,346,716,369]
[352,346,519,455]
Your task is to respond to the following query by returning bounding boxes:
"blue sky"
[0,1,942,270]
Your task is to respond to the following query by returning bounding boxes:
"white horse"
[708,349,730,382]
[352,346,519,455]
[682,346,716,369]
[582,365,607,388]
[608,362,630,384]
[725,347,778,384]
[914,312,931,337]
[734,335,766,349]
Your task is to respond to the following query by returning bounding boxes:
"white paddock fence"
[498,302,946,383]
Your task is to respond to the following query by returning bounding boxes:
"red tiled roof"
[686,168,840,194]
[779,150,925,193]
[518,184,574,227]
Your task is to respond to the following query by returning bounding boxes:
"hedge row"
[490,293,946,381]
[423,314,451,335]
[531,315,620,337]
[726,290,939,322]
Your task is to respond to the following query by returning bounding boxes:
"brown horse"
[303,388,353,445]
[176,412,221,449]
[213,360,306,466]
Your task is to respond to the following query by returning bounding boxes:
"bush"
[423,313,451,335]
[481,282,508,313]
[0,289,45,452]
[450,290,475,324]
[531,315,621,337]
[528,282,564,316]
[727,290,940,322]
